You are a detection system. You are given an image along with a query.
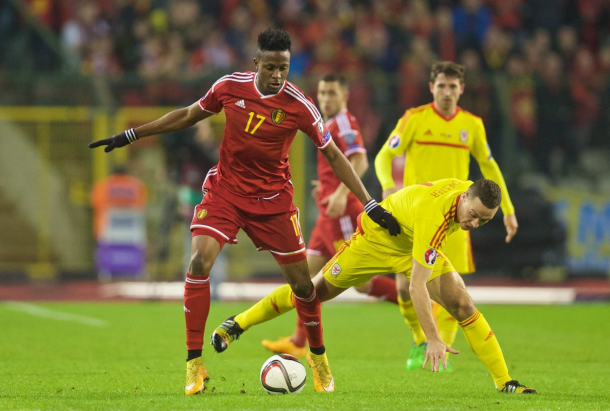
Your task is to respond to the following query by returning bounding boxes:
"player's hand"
[423,339,459,372]
[382,187,397,200]
[503,213,518,243]
[364,200,401,236]
[310,180,320,199]
[88,128,138,152]
[322,190,348,219]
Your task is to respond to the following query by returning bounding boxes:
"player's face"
[317,81,348,119]
[254,50,291,95]
[429,74,464,112]
[456,193,498,231]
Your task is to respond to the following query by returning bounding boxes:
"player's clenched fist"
[89,128,138,152]
[364,199,401,236]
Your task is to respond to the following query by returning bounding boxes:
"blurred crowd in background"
[3,0,610,181]
[2,0,610,281]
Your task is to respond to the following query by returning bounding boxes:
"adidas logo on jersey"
[235,100,246,109]
[424,129,433,135]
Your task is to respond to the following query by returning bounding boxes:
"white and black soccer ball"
[260,354,306,395]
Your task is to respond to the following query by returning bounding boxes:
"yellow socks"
[235,284,295,330]
[398,296,427,345]
[436,303,459,359]
[459,309,512,390]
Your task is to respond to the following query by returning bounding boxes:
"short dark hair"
[468,179,502,209]
[257,28,291,52]
[430,61,465,83]
[320,73,348,89]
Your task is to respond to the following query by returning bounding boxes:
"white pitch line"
[3,301,108,327]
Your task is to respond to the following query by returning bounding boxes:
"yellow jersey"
[375,103,514,215]
[360,178,472,268]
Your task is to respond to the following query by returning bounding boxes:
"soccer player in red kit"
[89,28,399,395]
[260,72,398,358]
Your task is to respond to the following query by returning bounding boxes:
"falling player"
[88,28,399,395]
[211,178,537,395]
[357,61,518,371]
[262,72,389,357]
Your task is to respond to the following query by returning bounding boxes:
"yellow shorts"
[322,230,455,289]
[443,228,475,274]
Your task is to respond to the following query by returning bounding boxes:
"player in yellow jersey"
[210,178,537,394]
[358,61,519,371]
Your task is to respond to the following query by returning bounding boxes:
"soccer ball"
[260,354,306,395]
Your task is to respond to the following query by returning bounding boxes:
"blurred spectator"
[482,26,513,71]
[430,6,456,62]
[452,0,492,52]
[556,25,579,68]
[570,47,602,149]
[459,49,491,124]
[534,52,578,177]
[506,54,537,150]
[61,1,110,73]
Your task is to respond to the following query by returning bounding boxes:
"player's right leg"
[185,190,242,395]
[261,253,328,357]
[426,271,537,394]
[184,234,221,395]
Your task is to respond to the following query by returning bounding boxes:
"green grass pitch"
[1,301,609,410]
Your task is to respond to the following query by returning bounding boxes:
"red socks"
[184,273,211,351]
[368,276,398,304]
[290,317,307,348]
[293,288,324,350]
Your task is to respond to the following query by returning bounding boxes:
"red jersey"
[316,109,366,213]
[198,71,332,198]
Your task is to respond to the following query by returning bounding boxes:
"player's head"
[317,73,349,119]
[456,179,501,231]
[254,28,291,95]
[429,61,465,112]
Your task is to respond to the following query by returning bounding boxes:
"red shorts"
[307,200,363,260]
[190,185,306,265]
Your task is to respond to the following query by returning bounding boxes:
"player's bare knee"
[290,279,314,298]
[453,295,476,322]
[188,251,213,276]
[398,287,411,302]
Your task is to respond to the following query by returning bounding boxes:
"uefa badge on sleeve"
[388,134,400,149]
[321,130,332,145]
[331,263,341,277]
[424,248,437,266]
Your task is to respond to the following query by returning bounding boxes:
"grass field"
[1,301,609,410]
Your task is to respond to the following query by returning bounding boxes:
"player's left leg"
[427,271,537,394]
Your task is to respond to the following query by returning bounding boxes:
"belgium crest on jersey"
[271,108,286,125]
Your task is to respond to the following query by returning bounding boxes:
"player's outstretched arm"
[88,102,213,152]
[410,261,459,372]
[321,141,400,235]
